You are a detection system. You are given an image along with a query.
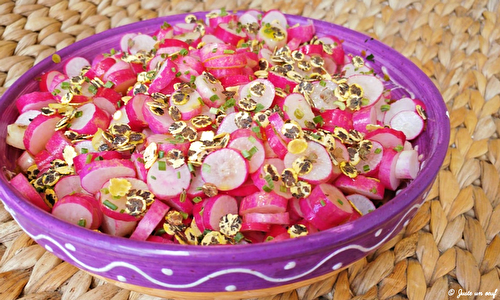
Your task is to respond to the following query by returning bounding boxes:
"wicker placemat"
[1,0,499,299]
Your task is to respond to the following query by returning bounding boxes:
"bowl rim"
[0,11,450,262]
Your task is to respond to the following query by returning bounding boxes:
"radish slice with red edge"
[395,149,420,179]
[16,92,56,113]
[334,174,385,200]
[79,159,136,194]
[10,173,50,212]
[52,193,103,229]
[201,194,238,231]
[147,159,191,199]
[54,175,90,199]
[201,148,248,191]
[376,148,401,191]
[347,74,384,107]
[23,114,61,155]
[64,57,90,78]
[228,129,265,173]
[239,191,288,215]
[284,140,333,184]
[243,212,290,225]
[129,200,170,241]
[346,194,376,216]
[389,110,425,140]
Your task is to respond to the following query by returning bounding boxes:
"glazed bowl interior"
[0,11,450,294]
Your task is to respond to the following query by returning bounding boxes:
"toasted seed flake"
[55,116,70,131]
[253,112,269,127]
[347,147,361,165]
[346,96,362,111]
[288,224,308,238]
[62,145,77,167]
[287,138,308,154]
[125,196,147,216]
[172,91,189,105]
[310,55,324,67]
[26,165,39,181]
[263,164,280,181]
[287,71,303,83]
[181,126,198,142]
[202,182,218,197]
[334,82,350,100]
[416,104,427,120]
[291,50,305,61]
[282,120,303,139]
[290,181,312,199]
[109,178,132,197]
[191,115,212,128]
[185,14,197,23]
[219,214,242,238]
[165,149,185,169]
[112,134,129,147]
[169,121,187,135]
[201,231,228,245]
[143,142,158,169]
[249,82,266,97]
[349,83,363,97]
[339,161,358,178]
[234,111,253,129]
[292,157,314,175]
[41,170,61,186]
[44,188,58,207]
[281,168,298,187]
[274,87,287,98]
[352,56,365,68]
[238,97,258,111]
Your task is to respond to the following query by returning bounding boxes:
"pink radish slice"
[34,150,55,173]
[10,173,50,212]
[70,103,110,135]
[192,200,207,232]
[258,22,287,50]
[217,113,241,134]
[64,57,90,78]
[299,183,353,230]
[120,33,137,52]
[171,55,204,82]
[106,68,137,94]
[6,124,26,150]
[214,23,247,45]
[14,110,42,126]
[223,179,260,197]
[334,174,385,200]
[79,159,136,194]
[163,195,193,215]
[142,97,174,134]
[99,178,148,222]
[129,34,156,54]
[261,9,288,28]
[201,148,248,191]
[287,20,315,44]
[309,80,338,111]
[169,89,203,121]
[240,191,288,215]
[207,12,238,28]
[101,215,137,237]
[147,235,174,244]
[267,71,298,92]
[395,149,420,179]
[347,74,384,107]
[240,221,271,232]
[346,194,376,215]
[203,53,247,69]
[263,141,279,159]
[267,113,290,143]
[201,194,238,231]
[54,175,90,199]
[52,193,103,229]
[263,125,288,159]
[320,109,353,131]
[355,141,384,176]
[382,97,416,125]
[243,212,290,225]
[228,129,265,173]
[147,159,191,199]
[283,93,315,128]
[317,35,344,65]
[130,152,148,181]
[195,72,225,107]
[251,158,293,199]
[377,148,401,191]
[364,127,406,149]
[148,59,178,93]
[17,151,35,173]
[288,197,303,223]
[264,225,287,240]
[23,114,61,155]
[187,167,205,198]
[73,151,122,174]
[45,131,72,160]
[239,79,275,111]
[39,71,63,92]
[242,231,266,243]
[125,94,148,129]
[16,92,56,113]
[129,200,170,241]
[284,141,333,184]
[199,43,236,62]
[389,110,424,140]
[352,106,377,133]
[145,134,190,157]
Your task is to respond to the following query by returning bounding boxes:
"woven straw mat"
[1,0,500,299]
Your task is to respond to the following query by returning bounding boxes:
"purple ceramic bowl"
[0,11,449,297]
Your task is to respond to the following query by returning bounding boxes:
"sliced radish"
[261,9,288,28]
[45,131,72,160]
[16,91,56,113]
[214,23,247,46]
[14,110,42,126]
[364,127,406,149]
[299,183,352,230]
[355,141,383,176]
[16,151,35,173]
[310,80,338,111]
[320,109,353,131]
[240,221,271,232]
[73,151,123,174]
[346,194,376,215]
[101,215,137,237]
[283,93,315,128]
[382,97,416,125]
[54,175,90,199]
[263,125,288,159]
[228,129,265,173]
[6,123,27,150]
[129,34,156,54]
[216,112,239,134]
[201,148,248,191]
[251,158,293,199]
[10,173,50,212]
[239,79,275,111]
[195,71,225,107]
[142,97,174,134]
[202,194,238,231]
[129,200,170,241]
[64,57,90,78]
[163,195,193,215]
[342,63,371,77]
[377,148,401,190]
[352,106,377,133]
[147,159,191,199]
[395,149,420,179]
[389,110,424,140]
[52,193,102,229]
[169,88,203,121]
[347,74,384,107]
[148,59,178,94]
[240,191,288,215]
[70,103,110,135]
[243,212,290,225]
[334,174,385,200]
[125,94,148,130]
[79,159,136,194]
[284,141,333,184]
[99,178,149,222]
[23,114,61,155]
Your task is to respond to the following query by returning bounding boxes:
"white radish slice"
[263,125,288,159]
[195,71,225,107]
[129,200,170,241]
[129,34,156,54]
[216,112,239,134]
[169,89,203,121]
[352,106,377,134]
[201,148,248,191]
[10,173,50,212]
[214,23,247,45]
[389,110,424,140]
[16,92,56,113]
[101,215,137,237]
[284,141,333,184]
[202,195,238,231]
[70,103,110,135]
[261,9,288,28]
[202,34,224,44]
[377,149,401,191]
[310,80,338,110]
[239,11,259,25]
[299,183,353,230]
[240,221,271,232]
[239,79,275,111]
[79,159,136,194]
[228,130,265,173]
[99,178,149,221]
[23,114,61,155]
[39,70,64,92]
[250,158,293,199]
[283,93,315,128]
[187,167,205,198]
[174,31,201,45]
[142,97,174,134]
[6,123,27,150]
[54,175,90,199]
[364,127,406,149]
[395,149,420,179]
[147,159,191,199]
[342,63,371,77]
[14,110,42,126]
[334,174,385,200]
[355,140,383,176]
[240,191,288,215]
[64,57,90,78]
[258,22,287,50]
[243,212,290,225]
[120,33,137,52]
[382,97,416,125]
[52,193,103,229]
[346,194,376,215]
[17,151,35,173]
[347,74,384,107]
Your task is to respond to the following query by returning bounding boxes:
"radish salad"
[6,9,427,245]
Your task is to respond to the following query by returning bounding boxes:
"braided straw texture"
[1,0,499,299]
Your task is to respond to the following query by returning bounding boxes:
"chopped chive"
[101,187,110,194]
[212,48,218,53]
[210,94,219,102]
[312,115,324,125]
[223,49,235,54]
[294,108,304,119]
[190,75,196,83]
[209,107,219,115]
[193,196,203,203]
[77,219,87,227]
[158,150,165,158]
[366,54,375,61]
[234,232,244,243]
[319,80,326,87]
[61,81,71,89]
[280,184,287,193]
[85,154,92,164]
[337,199,344,205]
[320,199,326,206]
[175,71,182,77]
[81,148,88,154]
[179,211,189,219]
[104,81,114,88]
[179,48,189,56]
[177,171,181,179]
[363,165,370,172]
[158,161,167,171]
[103,200,118,210]
[94,156,103,161]
[265,236,274,242]
[187,162,195,173]
[241,149,251,159]
[254,103,265,112]
[249,146,258,156]
[248,135,257,143]
[263,185,273,192]
[251,127,260,135]
[370,187,377,194]
[394,145,404,152]
[374,148,382,154]
[198,97,204,106]
[88,85,97,95]
[222,98,236,110]
[151,175,157,180]
[241,43,249,47]
[380,104,391,112]
[199,207,204,216]
[202,163,211,173]
[283,105,288,112]
[310,133,321,140]
[220,7,227,16]
[361,98,369,106]
[75,111,83,118]
[113,195,121,199]
[180,190,186,202]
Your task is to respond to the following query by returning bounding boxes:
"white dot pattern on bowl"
[45,245,53,252]
[225,285,237,291]
[161,268,173,276]
[375,229,383,237]
[65,243,76,251]
[332,263,343,270]
[117,275,127,282]
[284,261,296,270]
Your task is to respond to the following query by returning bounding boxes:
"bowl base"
[88,266,348,300]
